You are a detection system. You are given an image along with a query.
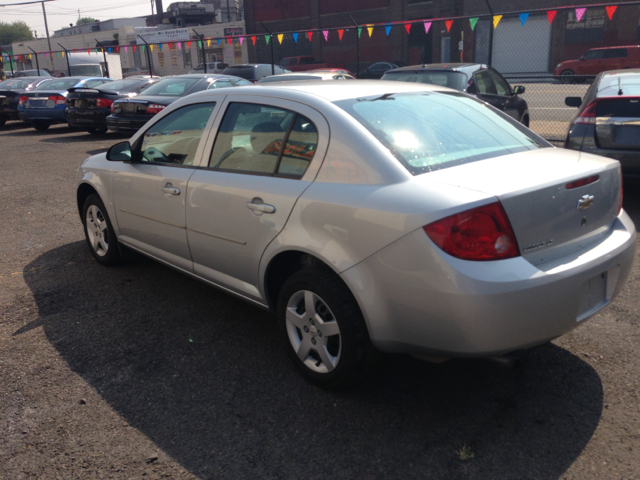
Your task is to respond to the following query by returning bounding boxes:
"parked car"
[308,68,356,77]
[66,77,162,134]
[122,67,151,78]
[107,74,245,133]
[15,69,52,78]
[18,76,113,131]
[257,72,356,83]
[0,76,51,127]
[382,63,531,126]
[77,81,635,389]
[279,56,346,72]
[222,64,289,83]
[554,46,640,84]
[358,62,400,79]
[564,69,640,176]
[189,62,229,74]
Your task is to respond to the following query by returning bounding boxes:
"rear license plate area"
[577,271,609,321]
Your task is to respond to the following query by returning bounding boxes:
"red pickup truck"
[279,56,346,72]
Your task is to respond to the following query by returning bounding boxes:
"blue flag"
[519,13,529,26]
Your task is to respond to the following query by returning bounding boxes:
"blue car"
[0,76,51,127]
[18,77,113,131]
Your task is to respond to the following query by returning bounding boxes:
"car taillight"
[424,202,520,261]
[572,100,597,124]
[146,104,166,115]
[111,103,117,113]
[19,95,28,105]
[95,98,113,108]
[619,168,624,215]
[48,94,66,105]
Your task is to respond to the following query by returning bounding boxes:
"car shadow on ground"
[19,241,603,479]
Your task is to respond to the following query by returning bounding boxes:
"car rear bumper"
[18,107,66,123]
[341,212,636,357]
[0,105,19,120]
[106,114,150,132]
[66,108,110,128]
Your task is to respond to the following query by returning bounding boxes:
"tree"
[0,21,35,45]
[76,17,99,26]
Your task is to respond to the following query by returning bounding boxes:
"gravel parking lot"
[1,122,639,480]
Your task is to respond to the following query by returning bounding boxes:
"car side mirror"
[565,96,582,108]
[513,85,525,95]
[107,141,132,162]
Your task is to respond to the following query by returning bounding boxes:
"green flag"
[357,27,362,38]
[469,17,479,31]
[265,35,271,45]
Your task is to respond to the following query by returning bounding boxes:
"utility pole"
[41,1,53,67]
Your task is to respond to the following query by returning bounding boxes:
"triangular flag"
[338,29,344,40]
[367,25,373,37]
[306,31,313,42]
[547,10,557,23]
[404,24,411,34]
[606,5,617,20]
[227,37,233,45]
[197,41,201,48]
[239,37,244,45]
[133,45,136,52]
[322,30,328,41]
[217,39,221,46]
[207,39,211,47]
[385,24,392,36]
[251,36,256,45]
[424,22,432,34]
[124,46,128,53]
[176,43,180,50]
[357,27,362,38]
[265,35,270,45]
[116,46,120,53]
[445,20,453,32]
[575,8,586,22]
[277,34,283,44]
[56,52,60,57]
[519,13,529,26]
[158,44,162,51]
[168,43,172,50]
[493,15,502,29]
[150,45,154,51]
[108,47,112,53]
[292,33,298,43]
[186,41,190,49]
[469,17,479,30]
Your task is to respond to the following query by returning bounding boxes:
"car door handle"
[161,184,181,195]
[246,200,276,214]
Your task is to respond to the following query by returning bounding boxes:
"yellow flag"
[62,51,65,57]
[207,39,211,47]
[367,25,373,37]
[493,15,502,29]
[150,44,154,51]
[29,54,32,59]
[277,34,283,44]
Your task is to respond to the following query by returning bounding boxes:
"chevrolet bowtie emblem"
[577,194,594,210]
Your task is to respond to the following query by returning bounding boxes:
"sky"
[1,0,156,37]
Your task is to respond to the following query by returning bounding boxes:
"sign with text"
[138,28,191,44]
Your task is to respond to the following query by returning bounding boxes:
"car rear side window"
[137,102,216,166]
[208,102,317,178]
[336,92,548,175]
[474,71,497,95]
[605,48,628,58]
[383,71,466,90]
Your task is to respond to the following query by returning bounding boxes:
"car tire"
[0,119,6,127]
[277,267,375,389]
[87,127,108,135]
[82,194,121,266]
[521,115,530,128]
[32,122,50,131]
[560,69,575,84]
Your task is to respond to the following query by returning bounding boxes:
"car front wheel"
[82,194,121,266]
[87,127,108,135]
[278,268,374,389]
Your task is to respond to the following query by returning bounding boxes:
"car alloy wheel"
[560,69,575,84]
[82,194,122,266]
[285,289,342,374]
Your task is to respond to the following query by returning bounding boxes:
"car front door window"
[488,70,512,96]
[474,71,497,95]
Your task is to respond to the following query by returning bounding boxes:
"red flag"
[606,5,617,20]
[445,20,453,32]
[547,10,557,23]
[186,41,191,49]
[133,45,136,52]
[306,31,313,42]
[405,24,411,34]
[116,46,119,53]
[338,29,344,40]
[251,36,256,45]
[227,37,232,45]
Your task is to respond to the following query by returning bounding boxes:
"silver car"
[76,81,636,388]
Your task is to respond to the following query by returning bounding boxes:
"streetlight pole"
[137,35,154,77]
[193,30,207,73]
[1,49,15,78]
[95,39,110,78]
[24,45,41,74]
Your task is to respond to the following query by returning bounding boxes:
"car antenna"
[618,76,623,96]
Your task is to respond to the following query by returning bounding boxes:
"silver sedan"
[76,81,636,389]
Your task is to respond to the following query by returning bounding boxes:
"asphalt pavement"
[1,122,639,479]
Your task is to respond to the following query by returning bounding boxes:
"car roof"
[387,63,484,74]
[169,74,229,79]
[587,45,640,51]
[259,72,348,82]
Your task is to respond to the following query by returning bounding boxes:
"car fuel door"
[186,96,329,302]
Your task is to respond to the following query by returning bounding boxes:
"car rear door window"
[605,48,628,58]
[137,102,216,166]
[209,102,317,178]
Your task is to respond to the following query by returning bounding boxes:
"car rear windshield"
[98,79,146,93]
[0,79,34,89]
[223,66,256,81]
[382,71,468,91]
[32,78,80,90]
[141,78,199,96]
[335,92,548,175]
[597,73,640,97]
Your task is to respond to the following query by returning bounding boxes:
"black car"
[222,64,289,83]
[66,77,161,134]
[0,76,51,126]
[107,74,245,133]
[565,69,640,176]
[382,63,530,126]
[358,62,400,79]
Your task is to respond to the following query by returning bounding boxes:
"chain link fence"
[4,2,640,142]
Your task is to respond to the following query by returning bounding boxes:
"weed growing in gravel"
[457,444,475,461]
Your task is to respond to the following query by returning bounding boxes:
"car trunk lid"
[426,148,621,265]
[594,97,640,150]
[23,90,66,109]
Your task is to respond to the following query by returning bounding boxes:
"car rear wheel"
[82,194,121,266]
[560,69,575,84]
[278,268,374,389]
[87,127,108,135]
[32,122,50,131]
